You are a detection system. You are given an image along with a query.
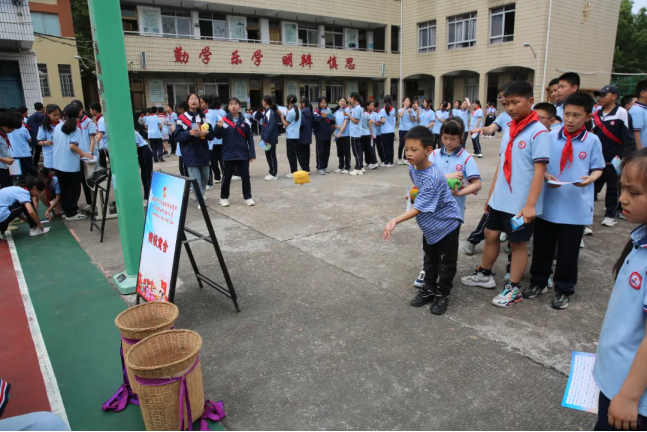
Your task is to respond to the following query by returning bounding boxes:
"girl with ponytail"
[333,97,351,173]
[379,95,396,166]
[261,95,279,180]
[346,92,364,176]
[37,104,62,170]
[281,94,301,177]
[298,96,313,172]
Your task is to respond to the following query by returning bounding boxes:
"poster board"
[149,79,165,103]
[137,171,189,302]
[234,80,247,102]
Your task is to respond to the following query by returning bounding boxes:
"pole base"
[112,271,137,295]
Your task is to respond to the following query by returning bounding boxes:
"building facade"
[119,0,619,114]
[29,0,83,108]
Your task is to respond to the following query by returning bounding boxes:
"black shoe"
[154,159,159,163]
[430,294,449,315]
[159,157,166,163]
[551,294,569,309]
[410,289,435,307]
[163,151,169,155]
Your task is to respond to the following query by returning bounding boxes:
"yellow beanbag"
[293,170,310,185]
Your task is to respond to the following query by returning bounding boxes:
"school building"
[120,0,619,113]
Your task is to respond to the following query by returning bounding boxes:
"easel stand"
[90,167,117,242]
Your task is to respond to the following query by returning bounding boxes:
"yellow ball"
[410,186,419,203]
[293,170,310,185]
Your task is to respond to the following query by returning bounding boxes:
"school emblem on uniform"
[630,271,642,290]
[518,141,527,149]
[579,151,587,159]
[455,164,463,171]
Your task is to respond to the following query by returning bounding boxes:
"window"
[418,21,436,53]
[38,63,50,97]
[391,26,400,53]
[447,12,477,50]
[58,64,74,97]
[161,10,192,37]
[344,29,359,49]
[122,6,137,32]
[490,4,515,44]
[325,26,343,49]
[326,83,343,104]
[465,77,478,101]
[199,13,227,40]
[298,23,319,47]
[203,79,229,98]
[269,21,281,42]
[31,12,60,36]
[282,22,298,44]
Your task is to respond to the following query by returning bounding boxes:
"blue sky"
[634,0,647,13]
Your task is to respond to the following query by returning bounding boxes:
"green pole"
[88,0,143,294]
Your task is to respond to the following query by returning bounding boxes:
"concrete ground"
[68,135,631,430]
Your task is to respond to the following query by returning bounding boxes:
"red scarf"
[23,121,30,131]
[503,111,539,191]
[96,114,103,122]
[0,130,10,149]
[77,115,88,129]
[560,125,586,175]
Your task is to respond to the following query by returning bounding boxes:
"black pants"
[33,145,42,168]
[422,225,460,296]
[149,138,163,161]
[398,130,408,160]
[208,146,223,185]
[17,157,36,179]
[221,160,252,200]
[434,134,442,150]
[361,135,377,166]
[99,149,109,169]
[382,132,395,165]
[178,156,186,177]
[54,170,81,217]
[374,135,385,163]
[0,168,11,188]
[169,135,177,154]
[297,145,310,172]
[530,218,584,296]
[0,202,36,231]
[595,392,647,431]
[78,159,92,205]
[315,139,331,170]
[350,137,363,170]
[336,137,351,171]
[137,145,153,200]
[286,138,299,173]
[265,143,278,177]
[471,134,482,155]
[594,164,620,218]
[468,212,489,245]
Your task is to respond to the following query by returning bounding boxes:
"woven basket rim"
[125,329,202,373]
[114,302,179,334]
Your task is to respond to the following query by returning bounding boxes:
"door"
[249,90,261,110]
[0,61,25,109]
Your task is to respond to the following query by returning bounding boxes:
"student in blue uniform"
[134,126,153,203]
[206,95,227,187]
[145,106,164,163]
[314,96,334,175]
[397,97,417,164]
[361,100,378,170]
[432,102,450,151]
[167,104,178,155]
[37,104,62,171]
[379,95,397,167]
[34,167,62,220]
[370,102,384,166]
[418,99,436,148]
[333,97,351,173]
[27,103,46,166]
[88,102,109,168]
[261,95,279,180]
[0,111,22,188]
[281,94,301,178]
[346,92,365,176]
[53,104,93,221]
[469,100,484,157]
[299,97,313,173]
[629,79,647,150]
[158,107,171,157]
[0,178,48,237]
[592,147,647,431]
[71,100,94,209]
[8,107,33,178]
[215,97,256,207]
[174,93,214,209]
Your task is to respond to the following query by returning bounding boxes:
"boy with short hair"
[556,72,581,118]
[533,102,561,131]
[524,92,604,309]
[629,79,647,150]
[548,78,560,105]
[461,81,551,307]
[383,126,462,315]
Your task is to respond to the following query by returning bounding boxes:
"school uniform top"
[360,111,371,137]
[409,163,462,244]
[418,109,435,131]
[135,130,148,147]
[398,108,417,132]
[349,104,364,138]
[37,123,57,169]
[138,115,146,126]
[26,111,45,144]
[208,109,226,145]
[555,104,564,120]
[313,108,334,141]
[629,102,647,146]
[299,108,313,145]
[0,131,9,169]
[379,107,396,134]
[470,108,483,131]
[453,109,469,128]
[428,146,480,221]
[369,112,381,136]
[159,114,170,136]
[489,120,551,216]
[48,175,61,196]
[486,107,497,118]
[174,111,214,167]
[540,127,604,226]
[334,108,350,138]
[145,115,162,140]
[52,123,82,173]
[76,115,93,154]
[0,186,31,222]
[96,115,108,150]
[203,109,219,150]
[261,108,279,145]
[285,107,301,140]
[432,110,449,134]
[8,124,31,158]
[594,224,647,415]
[592,105,635,162]
[214,113,256,162]
[493,111,512,134]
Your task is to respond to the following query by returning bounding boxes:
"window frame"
[447,12,477,50]
[417,20,436,54]
[297,23,319,47]
[489,4,515,44]
[31,12,61,37]
[38,63,51,97]
[324,26,343,49]
[58,64,75,98]
[161,12,192,38]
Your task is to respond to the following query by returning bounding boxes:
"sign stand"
[89,168,117,243]
[136,171,239,312]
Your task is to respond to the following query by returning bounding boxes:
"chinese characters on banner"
[327,55,338,70]
[174,46,189,64]
[199,46,212,65]
[251,49,263,66]
[345,57,355,69]
[231,49,242,65]
[282,53,293,68]
[299,54,312,69]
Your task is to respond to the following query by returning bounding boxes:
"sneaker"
[65,213,87,221]
[214,179,222,184]
[81,204,92,212]
[379,162,385,167]
[159,157,166,163]
[477,154,483,158]
[522,285,548,299]
[286,173,294,178]
[464,242,476,256]
[324,168,330,173]
[9,218,24,225]
[206,184,214,190]
[551,294,569,309]
[461,269,497,289]
[197,204,201,210]
[232,176,242,181]
[341,170,349,174]
[264,174,278,181]
[503,244,511,255]
[368,163,378,170]
[499,232,508,242]
[583,226,593,236]
[547,277,554,288]
[617,213,627,220]
[245,198,255,206]
[397,159,404,165]
[317,169,326,175]
[386,164,393,168]
[361,168,366,172]
[580,239,585,248]
[29,227,50,237]
[350,169,360,176]
[601,217,617,227]
[154,159,159,163]
[143,199,148,208]
[430,294,449,315]
[219,199,230,207]
[334,168,342,173]
[413,270,426,288]
[492,284,523,307]
[410,289,435,307]
[357,170,364,176]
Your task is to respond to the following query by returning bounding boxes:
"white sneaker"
[341,170,349,174]
[232,176,242,181]
[379,162,385,167]
[30,227,50,237]
[264,174,278,181]
[461,269,497,289]
[334,168,342,173]
[81,204,92,212]
[397,159,404,165]
[197,204,201,210]
[214,179,222,184]
[143,199,148,208]
[357,170,364,176]
[317,169,326,175]
[219,199,230,207]
[499,232,508,242]
[477,154,483,158]
[464,242,476,255]
[286,173,294,178]
[361,167,366,172]
[65,213,87,221]
[349,169,359,176]
[413,270,426,288]
[368,163,378,170]
[245,198,255,206]
[324,168,330,173]
[205,184,214,190]
[580,239,585,248]
[547,277,554,289]
[601,217,617,227]
[386,164,393,168]
[583,226,593,236]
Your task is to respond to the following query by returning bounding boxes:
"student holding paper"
[0,111,22,188]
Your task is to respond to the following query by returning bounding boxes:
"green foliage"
[615,0,647,74]
[70,0,95,80]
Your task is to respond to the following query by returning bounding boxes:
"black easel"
[90,168,112,243]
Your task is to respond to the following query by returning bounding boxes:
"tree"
[614,0,647,74]
[70,0,95,80]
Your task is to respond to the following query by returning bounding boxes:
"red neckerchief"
[560,125,586,175]
[77,115,88,129]
[503,111,539,191]
[221,114,246,138]
[593,109,622,145]
[472,107,480,115]
[0,130,10,149]
[203,109,210,114]
[95,114,103,123]
[23,120,30,131]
